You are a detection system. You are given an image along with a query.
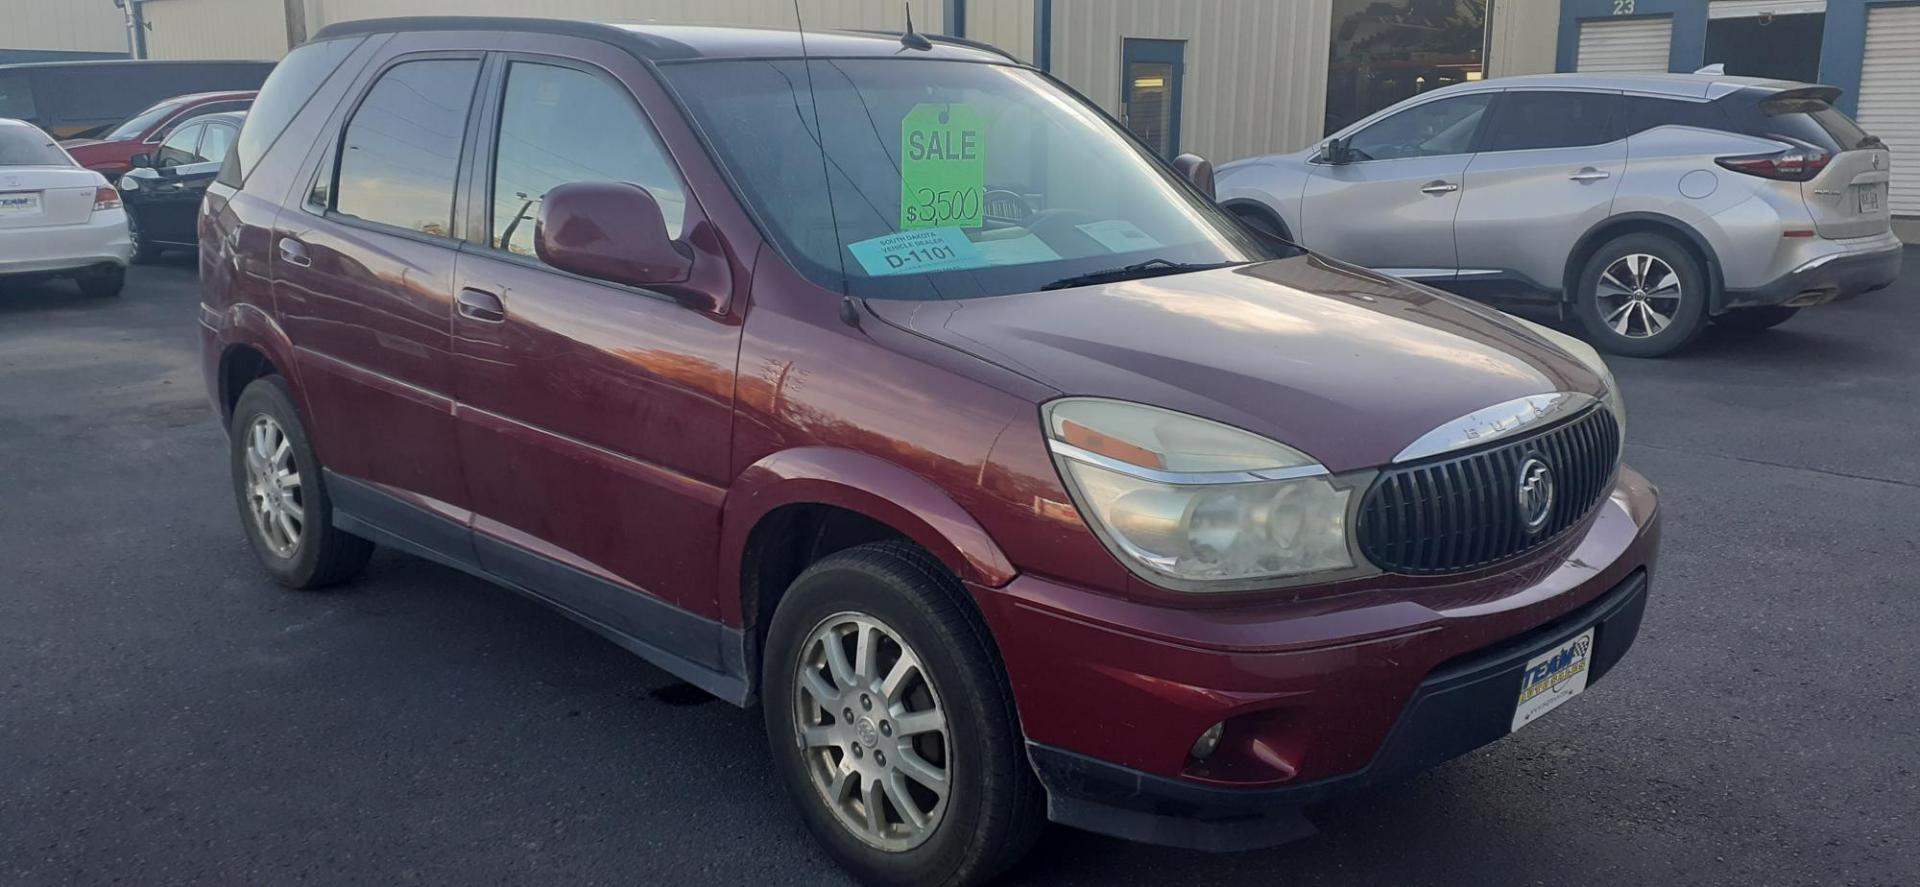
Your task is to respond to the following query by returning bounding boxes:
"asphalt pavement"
[2,255,1916,886]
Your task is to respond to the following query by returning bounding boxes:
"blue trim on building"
[1556,0,1917,115]
[0,49,128,66]
[1034,0,1053,71]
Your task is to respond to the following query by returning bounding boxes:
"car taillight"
[93,186,121,211]
[1715,145,1833,182]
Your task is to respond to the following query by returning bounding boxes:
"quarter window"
[333,59,481,238]
[1345,93,1492,161]
[1480,91,1622,152]
[227,36,364,187]
[490,62,688,257]
[199,123,237,164]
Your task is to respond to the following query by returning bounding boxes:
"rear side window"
[1625,96,1726,136]
[1480,91,1622,152]
[200,123,237,164]
[1718,89,1875,152]
[490,61,689,256]
[225,36,364,187]
[333,59,481,237]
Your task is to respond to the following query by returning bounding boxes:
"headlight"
[1043,398,1372,589]
[1510,316,1626,446]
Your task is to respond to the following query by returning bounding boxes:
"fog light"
[1190,722,1225,760]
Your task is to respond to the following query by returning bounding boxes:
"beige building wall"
[1050,0,1333,162]
[143,0,290,59]
[1487,0,1562,78]
[0,0,131,54]
[964,0,1035,63]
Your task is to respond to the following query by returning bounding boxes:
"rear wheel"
[1712,305,1800,332]
[1574,233,1707,358]
[229,376,373,589]
[75,266,125,298]
[762,542,1043,887]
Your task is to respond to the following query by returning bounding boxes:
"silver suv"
[1215,73,1903,357]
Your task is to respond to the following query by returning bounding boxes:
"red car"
[60,90,255,180]
[199,19,1659,886]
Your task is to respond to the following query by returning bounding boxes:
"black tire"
[128,217,164,264]
[1228,202,1291,240]
[75,266,125,298]
[228,376,373,589]
[762,541,1043,887]
[1712,305,1800,332]
[1574,233,1708,358]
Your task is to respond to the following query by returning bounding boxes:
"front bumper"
[1723,232,1903,310]
[0,210,134,277]
[974,466,1660,851]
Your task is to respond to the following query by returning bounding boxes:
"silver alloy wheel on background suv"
[1596,253,1683,340]
[794,611,951,852]
[243,415,304,558]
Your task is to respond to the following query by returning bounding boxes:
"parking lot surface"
[2,257,1916,886]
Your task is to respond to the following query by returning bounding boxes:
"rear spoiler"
[1761,85,1844,107]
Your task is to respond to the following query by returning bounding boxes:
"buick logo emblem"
[1516,456,1555,534]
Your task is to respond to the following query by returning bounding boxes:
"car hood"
[865,254,1606,473]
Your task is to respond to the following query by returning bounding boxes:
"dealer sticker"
[1512,627,1594,732]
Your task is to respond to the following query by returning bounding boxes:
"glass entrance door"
[1121,38,1185,158]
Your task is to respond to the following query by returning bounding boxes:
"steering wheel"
[983,189,1037,226]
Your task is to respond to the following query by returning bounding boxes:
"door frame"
[1120,37,1186,158]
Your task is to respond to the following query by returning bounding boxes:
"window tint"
[333,59,481,237]
[157,124,205,166]
[0,125,69,167]
[490,62,688,257]
[199,123,237,164]
[1481,91,1621,152]
[227,36,364,187]
[1346,93,1492,161]
[1625,96,1725,136]
[1717,90,1875,152]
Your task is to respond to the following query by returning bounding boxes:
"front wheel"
[1712,305,1800,331]
[229,376,373,588]
[1574,233,1707,358]
[762,542,1043,887]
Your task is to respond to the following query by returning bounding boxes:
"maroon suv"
[199,19,1659,885]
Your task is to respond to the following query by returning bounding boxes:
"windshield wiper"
[1040,259,1238,291]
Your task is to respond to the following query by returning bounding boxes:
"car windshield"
[663,58,1289,300]
[103,98,187,141]
[0,126,70,166]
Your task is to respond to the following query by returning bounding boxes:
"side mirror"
[535,181,697,297]
[1323,136,1354,165]
[128,153,154,169]
[1171,153,1216,200]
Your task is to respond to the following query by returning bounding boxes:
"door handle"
[456,288,506,323]
[1420,181,1460,195]
[1570,168,1611,183]
[276,237,311,267]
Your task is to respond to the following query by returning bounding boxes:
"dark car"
[63,91,256,180]
[0,59,271,140]
[117,110,242,261]
[199,19,1659,886]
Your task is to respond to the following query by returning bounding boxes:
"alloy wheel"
[793,611,951,852]
[243,415,303,557]
[1595,253,1683,339]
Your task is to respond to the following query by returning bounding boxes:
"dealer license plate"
[0,192,42,216]
[1511,628,1595,732]
[1859,185,1882,214]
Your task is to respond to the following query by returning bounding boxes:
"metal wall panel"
[964,0,1036,63]
[1487,0,1562,78]
[301,0,943,37]
[1856,4,1920,216]
[1050,0,1332,162]
[143,0,290,59]
[0,0,131,54]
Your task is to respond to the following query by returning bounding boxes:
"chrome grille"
[1357,408,1621,575]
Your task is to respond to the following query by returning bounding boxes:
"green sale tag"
[901,103,985,230]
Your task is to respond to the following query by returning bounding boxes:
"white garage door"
[1576,16,1674,74]
[1856,5,1920,216]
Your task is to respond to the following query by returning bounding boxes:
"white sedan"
[1,118,133,297]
